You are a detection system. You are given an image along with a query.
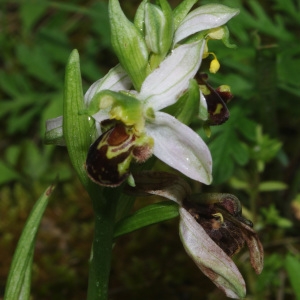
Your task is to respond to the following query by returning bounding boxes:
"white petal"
[84,64,132,105]
[91,108,110,124]
[174,4,239,45]
[46,116,63,131]
[89,108,111,137]
[145,112,212,184]
[45,116,66,146]
[139,41,205,111]
[179,207,246,299]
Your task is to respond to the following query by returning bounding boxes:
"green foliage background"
[1,0,300,299]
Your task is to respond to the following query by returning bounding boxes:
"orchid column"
[45,0,240,299]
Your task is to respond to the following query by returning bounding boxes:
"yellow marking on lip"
[212,212,224,224]
[213,103,223,115]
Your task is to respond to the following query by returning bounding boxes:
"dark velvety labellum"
[215,87,233,104]
[217,194,241,216]
[184,197,254,257]
[85,124,134,187]
[107,123,130,146]
[196,73,230,125]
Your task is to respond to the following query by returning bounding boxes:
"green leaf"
[0,161,20,185]
[0,71,31,98]
[16,44,60,88]
[232,0,293,41]
[205,107,258,184]
[285,254,300,300]
[236,116,256,141]
[229,177,249,191]
[89,2,111,50]
[22,141,50,179]
[208,126,237,184]
[38,28,71,65]
[4,184,56,300]
[18,249,33,300]
[5,145,21,166]
[114,201,179,238]
[7,103,44,135]
[20,0,48,34]
[63,50,91,189]
[274,0,300,25]
[249,128,282,163]
[258,181,288,192]
[230,137,249,165]
[260,204,292,228]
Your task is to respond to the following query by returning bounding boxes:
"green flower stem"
[87,185,120,300]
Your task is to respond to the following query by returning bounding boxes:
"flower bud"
[144,0,174,68]
[109,0,149,90]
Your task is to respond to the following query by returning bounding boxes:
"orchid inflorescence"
[45,0,263,298]
[46,0,238,188]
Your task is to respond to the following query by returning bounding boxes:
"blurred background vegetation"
[1,0,300,299]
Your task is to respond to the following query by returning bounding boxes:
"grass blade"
[4,184,56,300]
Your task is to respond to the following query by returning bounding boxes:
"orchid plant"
[5,0,264,299]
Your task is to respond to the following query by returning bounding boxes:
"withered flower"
[127,171,263,299]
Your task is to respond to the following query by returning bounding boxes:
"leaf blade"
[4,184,55,300]
[114,201,179,238]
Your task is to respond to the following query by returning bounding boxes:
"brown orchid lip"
[85,124,135,187]
[124,171,262,297]
[195,72,230,125]
[107,123,130,146]
[85,142,133,187]
[184,200,245,257]
[179,206,247,299]
[85,123,154,187]
[183,197,263,274]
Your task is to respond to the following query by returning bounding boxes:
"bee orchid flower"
[45,0,240,187]
[126,171,264,299]
[84,41,212,187]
